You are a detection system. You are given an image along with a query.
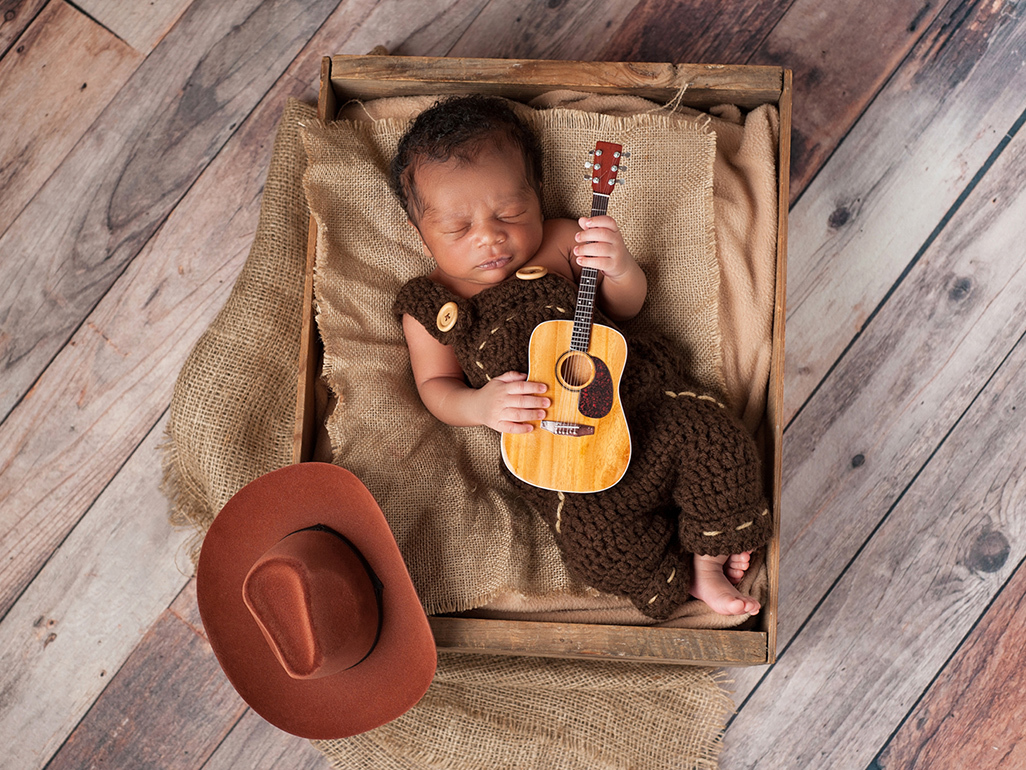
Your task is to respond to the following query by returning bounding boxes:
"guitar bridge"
[541,420,595,437]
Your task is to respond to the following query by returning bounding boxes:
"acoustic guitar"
[501,140,631,493]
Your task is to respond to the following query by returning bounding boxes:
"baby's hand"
[475,371,549,433]
[574,216,636,281]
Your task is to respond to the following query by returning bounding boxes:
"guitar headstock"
[586,140,628,194]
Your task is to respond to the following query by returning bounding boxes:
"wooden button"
[516,265,548,280]
[436,301,458,332]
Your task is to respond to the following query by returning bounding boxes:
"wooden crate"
[294,54,790,667]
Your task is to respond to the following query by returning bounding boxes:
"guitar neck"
[569,192,610,352]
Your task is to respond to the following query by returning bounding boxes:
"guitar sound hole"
[557,352,595,390]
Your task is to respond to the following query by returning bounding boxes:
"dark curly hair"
[390,95,543,224]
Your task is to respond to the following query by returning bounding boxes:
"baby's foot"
[690,553,760,616]
[725,551,752,585]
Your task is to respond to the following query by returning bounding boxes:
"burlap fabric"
[161,96,768,769]
[302,103,722,616]
[313,654,732,770]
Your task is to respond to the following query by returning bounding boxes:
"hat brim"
[197,463,437,739]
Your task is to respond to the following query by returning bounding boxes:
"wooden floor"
[2,0,1025,767]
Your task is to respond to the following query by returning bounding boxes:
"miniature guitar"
[501,140,631,493]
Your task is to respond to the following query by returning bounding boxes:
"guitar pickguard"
[578,356,614,418]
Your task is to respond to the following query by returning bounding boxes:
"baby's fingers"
[578,215,620,233]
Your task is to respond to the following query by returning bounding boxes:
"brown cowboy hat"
[196,463,436,739]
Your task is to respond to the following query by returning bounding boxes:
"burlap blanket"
[164,93,777,768]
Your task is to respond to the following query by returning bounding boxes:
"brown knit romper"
[394,273,771,619]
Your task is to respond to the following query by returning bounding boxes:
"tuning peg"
[584,161,593,169]
[615,178,625,185]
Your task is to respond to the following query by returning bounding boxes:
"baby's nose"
[477,222,506,245]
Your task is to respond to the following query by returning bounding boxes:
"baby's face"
[411,143,543,294]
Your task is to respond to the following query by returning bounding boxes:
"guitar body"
[502,319,631,493]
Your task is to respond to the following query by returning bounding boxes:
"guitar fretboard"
[570,192,610,353]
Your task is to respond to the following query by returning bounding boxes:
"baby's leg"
[690,553,760,616]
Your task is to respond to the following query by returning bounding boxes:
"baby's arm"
[572,216,647,321]
[402,313,550,433]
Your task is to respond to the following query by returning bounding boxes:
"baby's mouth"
[478,255,512,270]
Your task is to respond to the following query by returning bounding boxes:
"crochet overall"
[394,272,771,619]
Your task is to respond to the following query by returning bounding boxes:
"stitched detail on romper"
[703,530,722,537]
[475,361,485,370]
[736,521,753,531]
[648,594,659,605]
[555,491,565,534]
[664,390,726,409]
[667,568,676,584]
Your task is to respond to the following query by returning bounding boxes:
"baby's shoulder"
[542,217,581,243]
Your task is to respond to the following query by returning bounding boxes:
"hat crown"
[242,528,381,680]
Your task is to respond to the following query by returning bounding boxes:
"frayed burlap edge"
[162,97,317,565]
[314,654,734,770]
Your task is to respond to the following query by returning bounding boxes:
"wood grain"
[46,582,248,770]
[723,320,1026,768]
[0,0,46,57]
[601,0,791,65]
[328,55,783,107]
[0,0,340,423]
[0,415,191,770]
[876,557,1026,768]
[0,0,142,239]
[430,617,768,665]
[202,709,326,770]
[724,79,1026,706]
[749,0,947,198]
[74,0,194,53]
[783,0,1026,422]
[448,0,640,59]
[776,116,1026,646]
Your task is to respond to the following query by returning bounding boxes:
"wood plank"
[202,709,326,770]
[783,0,1026,422]
[328,55,783,107]
[722,311,1026,767]
[348,0,490,58]
[0,0,142,239]
[430,617,768,666]
[74,0,194,53]
[447,0,640,59]
[0,0,46,57]
[46,581,248,770]
[0,414,191,770]
[601,0,791,65]
[875,556,1026,769]
[0,0,340,424]
[748,0,947,199]
[724,66,1026,704]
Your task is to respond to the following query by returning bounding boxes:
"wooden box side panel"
[328,55,782,110]
[430,617,769,666]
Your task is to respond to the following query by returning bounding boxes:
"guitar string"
[559,178,611,430]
